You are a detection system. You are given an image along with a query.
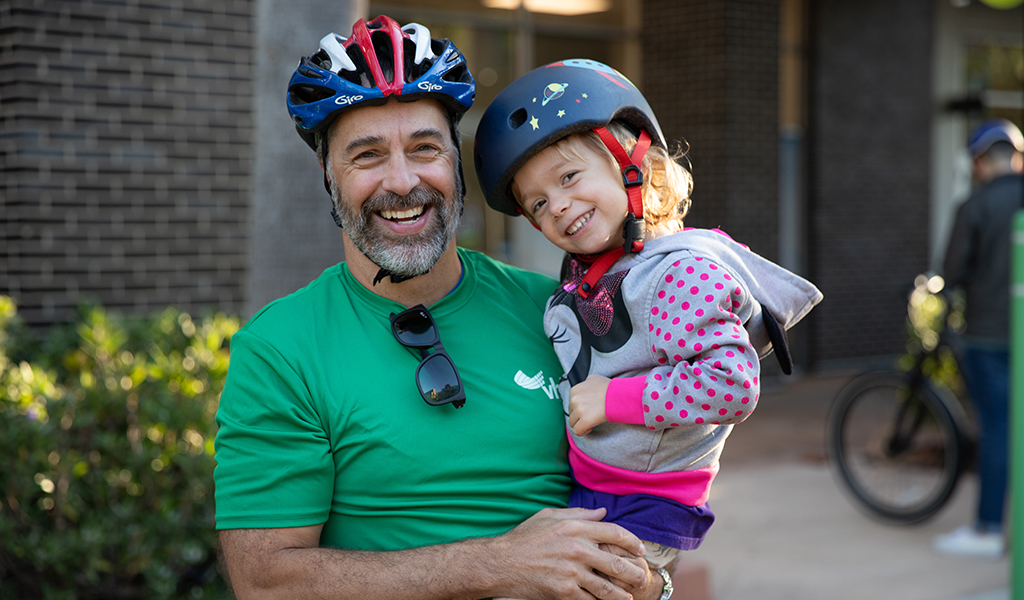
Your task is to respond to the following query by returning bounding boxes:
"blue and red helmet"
[287,16,476,152]
[474,59,665,216]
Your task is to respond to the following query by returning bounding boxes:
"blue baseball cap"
[967,118,1024,158]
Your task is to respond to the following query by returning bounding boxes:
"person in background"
[935,118,1024,558]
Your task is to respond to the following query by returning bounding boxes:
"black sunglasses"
[389,304,466,409]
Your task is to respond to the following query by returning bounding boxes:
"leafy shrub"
[899,274,967,402]
[0,297,239,599]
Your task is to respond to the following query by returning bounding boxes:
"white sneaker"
[933,526,1005,558]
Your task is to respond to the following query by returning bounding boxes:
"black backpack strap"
[762,308,794,375]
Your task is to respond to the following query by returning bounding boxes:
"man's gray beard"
[331,179,463,279]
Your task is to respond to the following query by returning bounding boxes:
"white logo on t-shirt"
[515,370,561,400]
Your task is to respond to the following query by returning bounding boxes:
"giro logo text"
[334,94,365,106]
[417,81,443,92]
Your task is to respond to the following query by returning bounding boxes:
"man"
[935,118,1024,558]
[213,16,671,599]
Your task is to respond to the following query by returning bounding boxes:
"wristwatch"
[655,567,673,600]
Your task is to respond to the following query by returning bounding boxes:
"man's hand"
[597,543,666,600]
[489,507,647,600]
[569,374,611,435]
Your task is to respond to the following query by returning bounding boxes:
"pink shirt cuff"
[605,376,647,425]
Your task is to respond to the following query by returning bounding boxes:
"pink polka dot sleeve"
[641,256,760,430]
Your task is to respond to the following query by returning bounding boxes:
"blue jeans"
[959,346,1009,531]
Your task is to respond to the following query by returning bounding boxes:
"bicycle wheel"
[826,371,965,524]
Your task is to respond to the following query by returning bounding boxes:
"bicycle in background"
[826,274,976,524]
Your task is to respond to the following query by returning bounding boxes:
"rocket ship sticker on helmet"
[551,59,631,89]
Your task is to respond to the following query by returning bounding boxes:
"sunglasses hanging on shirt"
[389,305,466,409]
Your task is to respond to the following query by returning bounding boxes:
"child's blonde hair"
[543,121,693,229]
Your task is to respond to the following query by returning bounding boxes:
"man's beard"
[331,178,463,280]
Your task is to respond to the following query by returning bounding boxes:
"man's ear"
[318,132,335,198]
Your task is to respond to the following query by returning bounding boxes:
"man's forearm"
[220,508,651,600]
[222,530,501,600]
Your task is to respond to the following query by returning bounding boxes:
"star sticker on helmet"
[530,115,539,130]
[557,109,565,117]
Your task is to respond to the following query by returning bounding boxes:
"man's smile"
[380,206,426,223]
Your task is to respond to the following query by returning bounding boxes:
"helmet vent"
[371,31,396,85]
[404,38,429,81]
[339,46,373,88]
[442,62,471,84]
[508,108,527,130]
[289,84,335,106]
[436,40,451,61]
[309,50,332,71]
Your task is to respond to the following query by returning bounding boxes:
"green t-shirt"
[214,248,570,551]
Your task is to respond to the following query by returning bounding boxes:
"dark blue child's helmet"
[287,16,476,152]
[474,59,666,216]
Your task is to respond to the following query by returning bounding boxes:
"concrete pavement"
[675,374,1010,600]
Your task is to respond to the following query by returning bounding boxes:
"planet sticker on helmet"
[542,82,569,106]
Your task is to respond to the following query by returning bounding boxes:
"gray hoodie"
[545,229,822,505]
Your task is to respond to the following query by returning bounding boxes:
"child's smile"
[566,209,598,237]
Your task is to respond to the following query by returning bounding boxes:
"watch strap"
[655,566,673,600]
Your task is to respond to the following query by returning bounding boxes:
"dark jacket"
[943,173,1024,345]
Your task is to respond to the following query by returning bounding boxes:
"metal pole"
[1012,210,1024,599]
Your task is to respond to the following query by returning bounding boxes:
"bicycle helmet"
[474,59,666,218]
[967,118,1024,159]
[287,15,476,152]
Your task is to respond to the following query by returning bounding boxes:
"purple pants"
[570,485,715,551]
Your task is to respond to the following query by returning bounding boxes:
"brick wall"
[0,0,254,327]
[643,0,780,258]
[644,0,797,370]
[808,0,933,362]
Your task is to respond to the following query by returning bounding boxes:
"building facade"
[2,0,1022,370]
[1,0,255,324]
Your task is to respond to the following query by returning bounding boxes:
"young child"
[474,60,823,575]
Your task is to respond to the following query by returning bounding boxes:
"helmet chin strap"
[572,127,651,300]
[372,267,419,285]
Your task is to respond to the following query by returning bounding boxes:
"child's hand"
[568,374,611,436]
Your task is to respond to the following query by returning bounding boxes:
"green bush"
[0,297,239,599]
[898,274,967,402]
